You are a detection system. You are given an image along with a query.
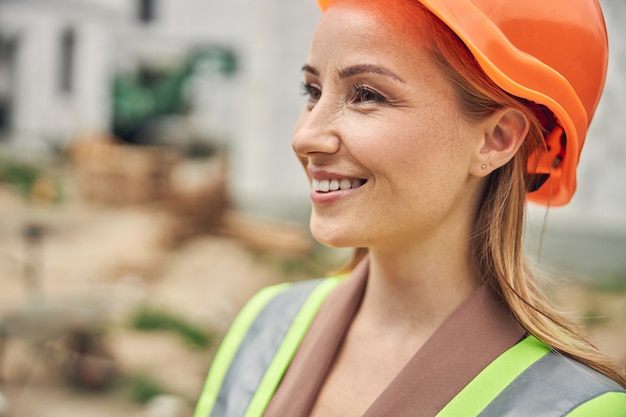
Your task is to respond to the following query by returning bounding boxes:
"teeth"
[312,178,364,193]
[339,179,352,190]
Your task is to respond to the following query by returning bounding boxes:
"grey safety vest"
[194,278,626,417]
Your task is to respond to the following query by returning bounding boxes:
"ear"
[471,108,529,177]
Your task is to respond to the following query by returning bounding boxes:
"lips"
[312,178,366,193]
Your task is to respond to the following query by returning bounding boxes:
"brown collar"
[264,258,525,417]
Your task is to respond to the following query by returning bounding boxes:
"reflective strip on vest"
[436,335,552,417]
[194,277,343,417]
[195,278,626,417]
[478,350,626,417]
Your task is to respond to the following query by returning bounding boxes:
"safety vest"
[194,278,626,417]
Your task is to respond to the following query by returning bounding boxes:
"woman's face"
[292,0,487,252]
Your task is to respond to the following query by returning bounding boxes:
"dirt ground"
[0,175,625,417]
[0,176,336,417]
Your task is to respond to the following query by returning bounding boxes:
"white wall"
[0,0,116,149]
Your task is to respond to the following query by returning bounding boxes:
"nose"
[292,103,341,159]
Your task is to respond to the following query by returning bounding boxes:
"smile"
[312,178,366,193]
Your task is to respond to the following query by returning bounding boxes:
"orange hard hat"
[316,0,609,206]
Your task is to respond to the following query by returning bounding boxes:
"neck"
[358,234,482,337]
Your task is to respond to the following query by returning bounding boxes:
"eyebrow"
[301,63,405,83]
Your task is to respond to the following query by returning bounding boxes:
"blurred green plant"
[125,372,166,404]
[113,45,238,144]
[130,305,213,349]
[0,158,40,196]
[0,158,63,203]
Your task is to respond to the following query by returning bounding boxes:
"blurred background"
[0,0,624,416]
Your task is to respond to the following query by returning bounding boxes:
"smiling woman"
[293,2,491,254]
[193,0,626,416]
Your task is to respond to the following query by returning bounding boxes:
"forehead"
[310,0,431,68]
[326,0,425,34]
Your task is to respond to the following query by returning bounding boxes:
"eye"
[301,82,321,103]
[350,85,386,104]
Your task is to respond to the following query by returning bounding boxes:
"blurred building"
[0,0,113,145]
[0,0,319,219]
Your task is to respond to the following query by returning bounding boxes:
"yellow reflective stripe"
[193,282,292,417]
[243,276,345,417]
[436,335,551,417]
[567,392,626,416]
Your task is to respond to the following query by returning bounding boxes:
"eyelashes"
[349,84,386,103]
[301,82,321,103]
[300,82,387,106]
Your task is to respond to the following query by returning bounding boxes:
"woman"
[194,0,626,416]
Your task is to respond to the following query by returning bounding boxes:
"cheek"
[374,122,471,199]
[371,125,448,177]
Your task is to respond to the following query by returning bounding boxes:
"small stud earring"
[481,164,487,170]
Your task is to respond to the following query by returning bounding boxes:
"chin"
[310,219,352,249]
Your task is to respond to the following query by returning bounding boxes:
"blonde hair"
[334,0,626,387]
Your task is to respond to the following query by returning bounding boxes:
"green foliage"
[0,159,40,197]
[125,372,165,404]
[130,305,213,349]
[112,45,238,143]
[0,158,62,203]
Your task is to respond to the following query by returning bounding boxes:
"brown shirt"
[264,258,526,417]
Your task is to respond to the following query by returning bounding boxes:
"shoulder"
[243,276,344,319]
[193,278,339,417]
[483,345,626,416]
[567,390,626,416]
[444,335,626,416]
[551,353,626,416]
[230,277,342,342]
[243,277,336,321]
[539,353,626,416]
